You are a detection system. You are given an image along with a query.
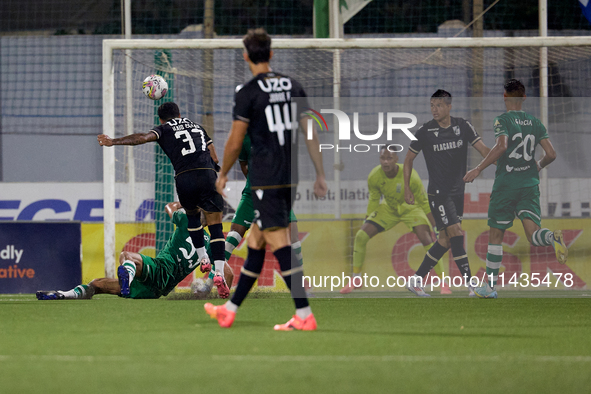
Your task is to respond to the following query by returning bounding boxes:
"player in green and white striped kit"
[464,79,568,298]
[36,202,233,300]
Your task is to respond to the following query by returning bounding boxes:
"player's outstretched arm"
[464,135,508,183]
[403,150,417,204]
[97,132,157,147]
[300,117,327,198]
[537,138,557,171]
[216,120,248,196]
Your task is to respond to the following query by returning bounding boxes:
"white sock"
[214,260,225,275]
[123,260,136,283]
[196,247,208,262]
[59,285,88,299]
[58,289,78,299]
[291,240,303,263]
[225,231,243,258]
[225,300,238,313]
[296,306,312,319]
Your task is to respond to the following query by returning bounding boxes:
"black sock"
[230,247,265,307]
[416,242,448,278]
[450,235,472,283]
[274,245,309,309]
[208,223,225,264]
[187,214,205,249]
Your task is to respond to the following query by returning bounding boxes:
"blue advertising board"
[0,222,81,293]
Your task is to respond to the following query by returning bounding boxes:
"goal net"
[103,37,591,294]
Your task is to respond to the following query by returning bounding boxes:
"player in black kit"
[403,90,490,297]
[204,28,327,330]
[97,102,231,298]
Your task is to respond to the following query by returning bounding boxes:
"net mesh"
[109,43,591,292]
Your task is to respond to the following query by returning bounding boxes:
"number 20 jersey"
[492,110,549,192]
[233,72,308,189]
[150,117,214,175]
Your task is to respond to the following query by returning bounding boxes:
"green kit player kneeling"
[36,202,233,300]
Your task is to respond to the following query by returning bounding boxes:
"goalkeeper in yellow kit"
[341,148,446,293]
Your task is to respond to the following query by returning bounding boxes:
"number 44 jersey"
[492,110,549,192]
[233,72,309,189]
[150,117,214,175]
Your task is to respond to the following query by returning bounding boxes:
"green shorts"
[488,185,541,230]
[366,203,430,232]
[232,189,296,228]
[129,254,177,299]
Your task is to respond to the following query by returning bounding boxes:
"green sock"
[225,230,242,261]
[486,244,502,288]
[353,229,370,274]
[291,241,304,266]
[532,228,553,247]
[122,260,136,283]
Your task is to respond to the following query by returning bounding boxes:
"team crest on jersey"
[453,126,460,136]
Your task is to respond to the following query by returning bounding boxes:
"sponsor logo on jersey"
[515,119,533,126]
[257,77,292,93]
[433,140,462,152]
[396,184,401,193]
[506,164,531,173]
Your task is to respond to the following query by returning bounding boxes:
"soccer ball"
[191,278,213,294]
[142,74,168,100]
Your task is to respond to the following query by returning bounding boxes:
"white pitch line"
[213,355,591,363]
[0,355,589,363]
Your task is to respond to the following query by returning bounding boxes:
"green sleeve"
[366,173,381,216]
[172,210,187,228]
[493,116,508,139]
[537,119,549,141]
[410,170,430,216]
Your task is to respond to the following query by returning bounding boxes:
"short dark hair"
[431,89,452,104]
[158,102,180,121]
[243,28,271,64]
[504,78,526,97]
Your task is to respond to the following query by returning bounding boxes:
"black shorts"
[428,193,464,231]
[251,186,296,231]
[175,169,223,213]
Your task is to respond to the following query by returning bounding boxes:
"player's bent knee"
[355,229,371,246]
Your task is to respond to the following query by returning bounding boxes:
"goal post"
[102,36,591,280]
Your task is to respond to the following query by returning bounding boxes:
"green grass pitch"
[1,292,590,393]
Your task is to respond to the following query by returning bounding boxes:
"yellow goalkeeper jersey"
[366,164,430,217]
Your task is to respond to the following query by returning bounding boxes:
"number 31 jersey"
[492,110,549,192]
[233,72,308,189]
[150,118,214,175]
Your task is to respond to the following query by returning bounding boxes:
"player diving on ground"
[36,202,233,300]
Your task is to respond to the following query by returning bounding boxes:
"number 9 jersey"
[150,117,214,175]
[232,72,309,189]
[492,111,549,192]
